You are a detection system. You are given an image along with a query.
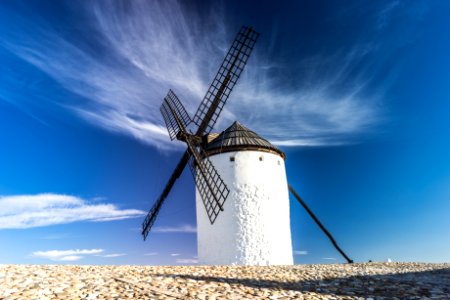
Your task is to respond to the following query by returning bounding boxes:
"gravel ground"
[0,263,449,299]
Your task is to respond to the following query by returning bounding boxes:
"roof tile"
[205,121,284,158]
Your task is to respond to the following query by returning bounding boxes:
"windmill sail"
[142,151,190,240]
[160,90,191,140]
[143,91,193,240]
[193,26,259,135]
[142,26,259,240]
[161,89,229,223]
[187,147,229,224]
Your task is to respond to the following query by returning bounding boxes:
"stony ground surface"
[0,263,449,299]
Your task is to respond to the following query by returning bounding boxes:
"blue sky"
[1,0,449,265]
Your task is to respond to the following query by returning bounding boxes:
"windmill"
[142,26,353,265]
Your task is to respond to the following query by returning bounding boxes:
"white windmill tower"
[141,26,353,265]
[196,121,293,265]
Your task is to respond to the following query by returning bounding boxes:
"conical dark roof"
[204,121,285,159]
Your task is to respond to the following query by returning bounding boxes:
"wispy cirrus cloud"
[377,0,401,29]
[32,249,104,261]
[39,234,70,240]
[153,224,197,233]
[0,193,145,229]
[0,0,414,148]
[293,250,308,256]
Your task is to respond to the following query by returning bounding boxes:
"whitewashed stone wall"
[196,150,293,265]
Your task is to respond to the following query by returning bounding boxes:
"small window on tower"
[259,156,264,161]
[277,160,280,165]
[230,156,235,162]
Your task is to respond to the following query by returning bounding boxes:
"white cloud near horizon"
[32,249,104,261]
[0,193,145,229]
[153,224,197,233]
[97,253,126,258]
[0,0,389,149]
[176,258,199,264]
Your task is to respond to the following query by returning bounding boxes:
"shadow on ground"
[154,267,450,298]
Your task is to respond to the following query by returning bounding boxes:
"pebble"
[0,263,449,299]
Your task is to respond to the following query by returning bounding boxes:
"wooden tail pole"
[288,184,354,264]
